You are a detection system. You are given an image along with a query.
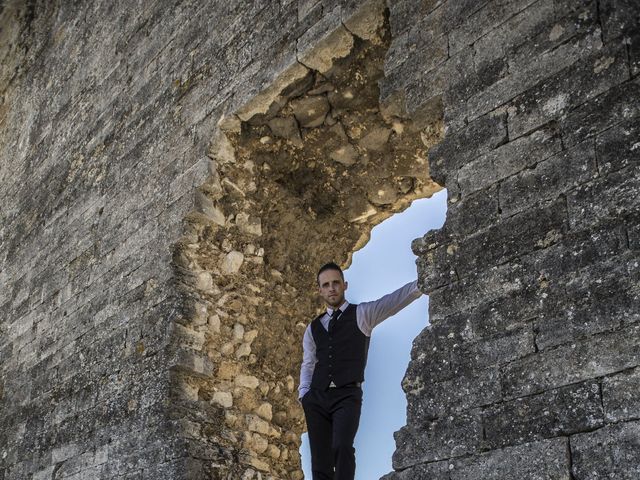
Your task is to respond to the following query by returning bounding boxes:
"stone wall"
[0,0,638,479]
[0,1,440,478]
[383,0,640,478]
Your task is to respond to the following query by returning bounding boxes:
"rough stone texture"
[571,421,640,480]
[448,437,572,480]
[602,367,640,422]
[388,0,640,478]
[1,0,638,479]
[0,1,442,479]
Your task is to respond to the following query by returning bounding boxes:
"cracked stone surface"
[0,0,638,479]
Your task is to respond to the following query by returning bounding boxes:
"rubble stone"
[290,95,330,128]
[220,251,244,274]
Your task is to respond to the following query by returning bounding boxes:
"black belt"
[328,381,361,389]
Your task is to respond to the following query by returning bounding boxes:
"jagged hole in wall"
[172,7,444,479]
[300,193,446,479]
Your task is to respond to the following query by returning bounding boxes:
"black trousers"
[301,385,363,480]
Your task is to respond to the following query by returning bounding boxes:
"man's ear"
[344,280,348,291]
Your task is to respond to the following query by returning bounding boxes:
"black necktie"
[328,309,341,332]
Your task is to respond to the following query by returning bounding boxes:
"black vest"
[310,303,371,389]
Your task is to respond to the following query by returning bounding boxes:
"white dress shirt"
[298,280,422,399]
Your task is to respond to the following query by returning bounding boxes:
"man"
[299,261,423,480]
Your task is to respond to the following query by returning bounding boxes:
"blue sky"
[300,190,448,479]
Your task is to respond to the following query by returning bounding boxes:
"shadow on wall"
[299,192,448,480]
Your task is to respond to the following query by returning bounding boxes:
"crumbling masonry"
[0,0,638,479]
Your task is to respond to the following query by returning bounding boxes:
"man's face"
[317,269,348,308]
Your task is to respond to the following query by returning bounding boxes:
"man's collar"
[327,301,349,315]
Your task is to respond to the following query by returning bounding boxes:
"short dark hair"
[317,262,344,284]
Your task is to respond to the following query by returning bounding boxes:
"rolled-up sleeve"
[356,280,423,336]
[298,324,317,399]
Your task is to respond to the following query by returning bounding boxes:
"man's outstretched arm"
[298,325,317,400]
[357,279,423,336]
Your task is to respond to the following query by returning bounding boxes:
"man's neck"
[327,300,349,314]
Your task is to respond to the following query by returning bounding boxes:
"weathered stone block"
[449,437,571,480]
[387,0,446,37]
[392,411,483,469]
[383,31,409,73]
[428,112,508,185]
[472,0,556,69]
[414,239,459,291]
[536,262,637,350]
[455,198,567,278]
[630,32,640,76]
[442,0,492,31]
[426,259,533,320]
[446,285,541,343]
[499,139,597,217]
[599,0,640,42]
[250,2,298,59]
[567,164,640,230]
[448,0,542,55]
[457,124,562,194]
[385,36,448,96]
[451,324,535,374]
[380,459,449,480]
[501,322,640,399]
[506,1,599,71]
[406,366,501,422]
[603,367,640,421]
[482,381,604,450]
[446,184,499,237]
[402,47,479,118]
[527,219,629,285]
[298,0,321,22]
[445,54,508,117]
[297,6,354,73]
[571,420,640,479]
[341,0,386,43]
[402,316,465,385]
[630,216,640,250]
[378,69,408,109]
[596,117,640,175]
[507,42,629,139]
[387,7,449,79]
[412,226,454,255]
[560,77,640,148]
[168,158,212,203]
